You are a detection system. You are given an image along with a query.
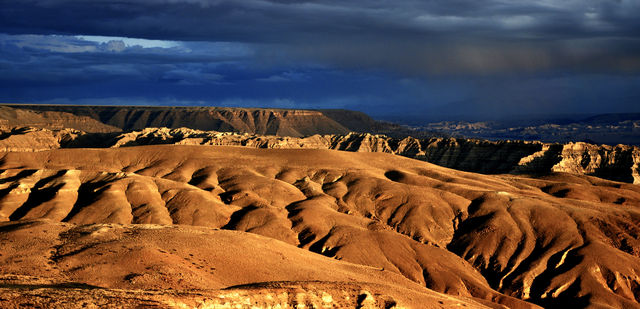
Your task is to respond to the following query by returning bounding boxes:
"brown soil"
[0,145,638,308]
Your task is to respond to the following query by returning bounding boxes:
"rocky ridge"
[3,104,439,138]
[2,126,637,184]
[3,105,370,137]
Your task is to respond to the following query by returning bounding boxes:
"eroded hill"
[2,126,638,184]
[0,145,639,308]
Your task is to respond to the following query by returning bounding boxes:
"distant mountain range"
[1,104,431,138]
[2,104,639,145]
[419,114,640,145]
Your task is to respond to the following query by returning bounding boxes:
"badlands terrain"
[0,105,639,308]
[0,126,638,184]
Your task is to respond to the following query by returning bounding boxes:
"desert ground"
[3,0,639,306]
[0,143,638,308]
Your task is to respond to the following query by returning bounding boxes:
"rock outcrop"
[104,128,640,184]
[1,126,639,183]
[0,127,83,152]
[551,142,640,183]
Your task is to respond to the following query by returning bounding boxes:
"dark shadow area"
[511,144,564,176]
[221,205,259,230]
[383,170,405,182]
[0,169,38,184]
[0,183,19,202]
[308,233,340,258]
[63,132,120,148]
[8,170,68,221]
[61,180,113,222]
[0,127,37,141]
[0,220,48,233]
[591,149,635,183]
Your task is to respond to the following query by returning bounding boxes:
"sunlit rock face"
[4,126,638,184]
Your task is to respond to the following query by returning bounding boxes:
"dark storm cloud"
[2,0,640,73]
[1,1,639,119]
[0,33,413,110]
[0,34,253,86]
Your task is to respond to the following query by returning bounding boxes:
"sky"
[1,0,639,121]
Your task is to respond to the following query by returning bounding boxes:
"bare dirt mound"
[0,146,638,307]
[0,220,494,308]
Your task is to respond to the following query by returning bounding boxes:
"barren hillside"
[0,145,639,308]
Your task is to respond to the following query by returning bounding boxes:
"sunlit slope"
[0,146,638,308]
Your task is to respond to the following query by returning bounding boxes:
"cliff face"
[0,106,120,133]
[551,142,640,183]
[0,127,83,152]
[4,105,384,137]
[109,130,640,184]
[2,127,639,184]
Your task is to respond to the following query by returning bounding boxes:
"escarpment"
[551,142,640,183]
[3,105,376,136]
[0,106,119,133]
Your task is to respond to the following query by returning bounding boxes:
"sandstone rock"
[1,126,639,184]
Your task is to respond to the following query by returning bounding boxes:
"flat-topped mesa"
[272,110,324,116]
[2,104,432,138]
[2,105,384,137]
[0,106,120,133]
[1,126,638,184]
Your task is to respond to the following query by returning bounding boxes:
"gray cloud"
[0,34,253,85]
[1,1,639,119]
[1,0,639,74]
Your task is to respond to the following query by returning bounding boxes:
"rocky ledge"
[1,126,638,184]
